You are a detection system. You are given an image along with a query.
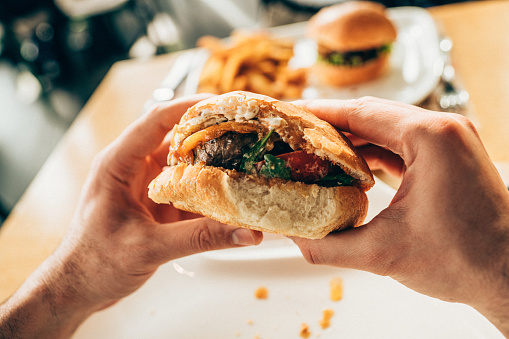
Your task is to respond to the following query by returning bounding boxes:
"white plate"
[287,6,442,104]
[73,259,503,339]
[73,177,503,338]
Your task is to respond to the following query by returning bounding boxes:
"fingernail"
[232,228,256,246]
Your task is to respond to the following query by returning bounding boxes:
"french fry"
[196,35,223,52]
[231,74,248,91]
[220,46,253,92]
[199,57,224,88]
[245,71,274,97]
[196,30,308,100]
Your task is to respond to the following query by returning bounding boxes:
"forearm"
[0,255,97,339]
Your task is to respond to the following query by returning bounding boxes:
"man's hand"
[0,95,262,338]
[292,97,509,336]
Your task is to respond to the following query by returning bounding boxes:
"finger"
[344,132,370,147]
[151,138,172,167]
[291,211,402,276]
[294,97,435,154]
[106,94,214,172]
[151,218,263,261]
[358,145,405,178]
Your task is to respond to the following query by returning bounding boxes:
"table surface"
[1,0,509,302]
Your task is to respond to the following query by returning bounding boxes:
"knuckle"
[353,96,378,105]
[298,241,325,266]
[450,114,478,136]
[424,114,472,139]
[433,116,466,137]
[190,221,220,252]
[90,149,108,174]
[403,113,475,150]
[349,96,376,114]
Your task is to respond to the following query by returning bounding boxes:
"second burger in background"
[307,1,397,87]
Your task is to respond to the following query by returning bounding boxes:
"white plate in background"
[286,6,442,104]
[185,7,441,104]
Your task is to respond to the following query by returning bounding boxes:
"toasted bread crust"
[148,163,369,239]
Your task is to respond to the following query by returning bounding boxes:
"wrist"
[0,250,106,338]
[472,232,509,336]
[476,298,509,337]
[476,271,509,337]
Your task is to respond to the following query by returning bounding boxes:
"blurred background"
[0,0,469,225]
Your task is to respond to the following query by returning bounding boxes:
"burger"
[148,91,374,239]
[307,1,397,87]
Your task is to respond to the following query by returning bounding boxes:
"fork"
[437,36,469,110]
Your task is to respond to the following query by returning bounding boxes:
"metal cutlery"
[151,50,197,102]
[437,36,469,110]
[181,49,210,96]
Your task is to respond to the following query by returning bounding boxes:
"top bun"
[307,1,397,51]
[171,91,374,190]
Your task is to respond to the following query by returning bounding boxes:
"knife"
[151,50,196,102]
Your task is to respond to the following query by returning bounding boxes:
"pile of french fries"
[196,30,307,100]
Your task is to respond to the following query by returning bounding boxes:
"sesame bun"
[148,91,374,239]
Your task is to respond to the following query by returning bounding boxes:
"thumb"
[291,214,398,277]
[153,218,263,261]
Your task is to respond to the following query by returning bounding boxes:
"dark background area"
[0,0,471,114]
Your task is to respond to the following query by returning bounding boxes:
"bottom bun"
[312,54,390,87]
[148,163,369,239]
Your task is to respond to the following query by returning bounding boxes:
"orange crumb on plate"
[299,322,311,338]
[319,309,335,329]
[330,277,343,301]
[255,286,268,299]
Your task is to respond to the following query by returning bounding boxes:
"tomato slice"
[276,151,332,183]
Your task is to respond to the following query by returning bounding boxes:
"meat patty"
[193,131,258,170]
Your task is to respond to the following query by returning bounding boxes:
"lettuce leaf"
[240,129,274,174]
[314,173,355,187]
[258,154,291,180]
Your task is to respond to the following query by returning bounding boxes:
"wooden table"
[1,0,508,302]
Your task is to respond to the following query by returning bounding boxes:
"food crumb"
[255,286,268,299]
[329,277,343,301]
[300,323,311,338]
[319,309,334,329]
[247,319,254,325]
